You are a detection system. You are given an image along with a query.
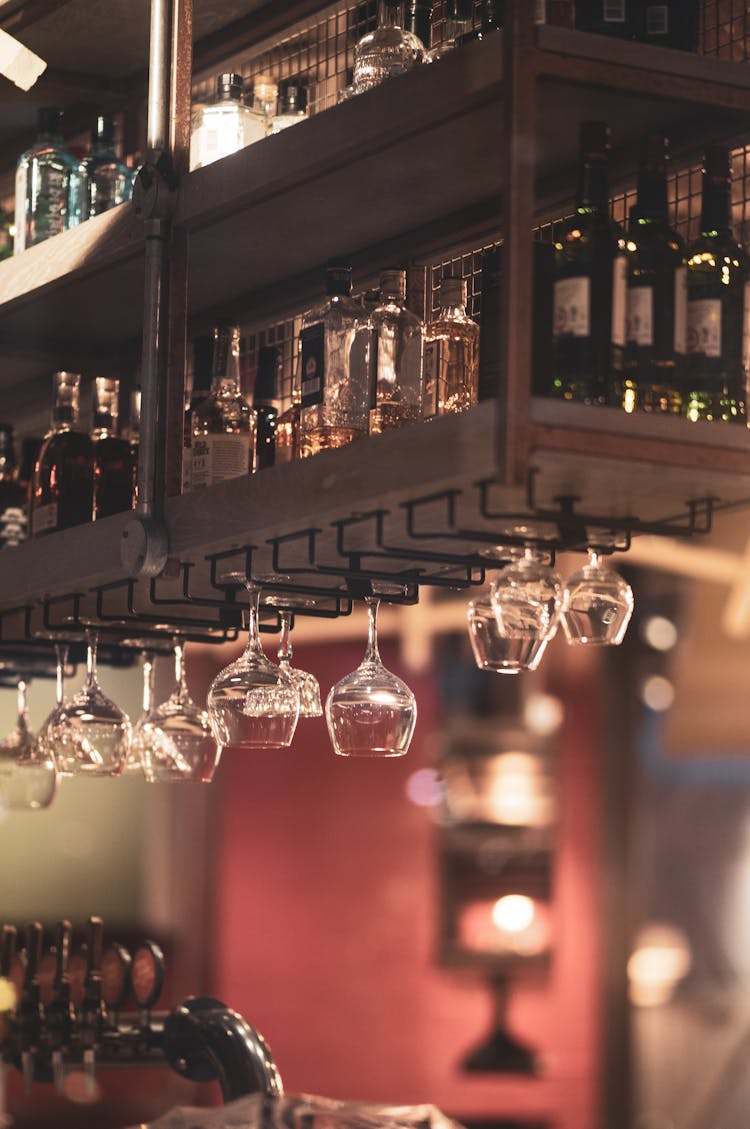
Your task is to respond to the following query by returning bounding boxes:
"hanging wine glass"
[0,680,57,812]
[122,650,158,776]
[136,638,219,783]
[275,612,323,718]
[207,575,300,750]
[325,597,416,757]
[486,545,562,673]
[47,630,131,776]
[560,547,634,646]
[467,590,538,674]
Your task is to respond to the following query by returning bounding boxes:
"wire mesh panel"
[702,0,750,60]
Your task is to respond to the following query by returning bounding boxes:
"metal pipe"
[147,0,172,154]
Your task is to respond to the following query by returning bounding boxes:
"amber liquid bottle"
[92,377,135,519]
[32,372,94,536]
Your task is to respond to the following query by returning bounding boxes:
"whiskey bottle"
[620,134,687,414]
[182,335,213,492]
[32,372,94,536]
[369,269,424,433]
[353,0,425,95]
[423,276,479,419]
[551,121,627,404]
[271,82,309,134]
[190,73,255,171]
[300,261,370,457]
[253,346,280,470]
[685,147,749,424]
[15,108,83,254]
[82,116,134,219]
[192,325,255,487]
[0,426,28,549]
[92,378,136,519]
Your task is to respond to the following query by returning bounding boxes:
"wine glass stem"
[54,645,68,706]
[364,599,381,663]
[173,640,188,699]
[277,613,292,664]
[589,549,601,569]
[142,654,155,713]
[16,680,26,721]
[244,585,264,656]
[85,633,99,691]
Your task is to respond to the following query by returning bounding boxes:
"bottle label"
[646,5,669,34]
[673,267,687,355]
[300,323,325,409]
[191,434,251,488]
[0,506,27,548]
[626,286,653,346]
[553,276,590,338]
[423,339,440,418]
[603,0,626,21]
[687,299,722,358]
[31,502,58,535]
[611,255,628,348]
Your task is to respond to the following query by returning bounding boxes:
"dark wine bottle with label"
[686,147,749,424]
[576,0,637,38]
[619,133,687,414]
[32,372,94,536]
[551,121,627,404]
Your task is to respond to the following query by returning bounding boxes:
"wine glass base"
[334,747,409,758]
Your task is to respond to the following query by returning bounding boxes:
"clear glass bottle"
[31,372,94,536]
[271,81,309,134]
[253,346,279,471]
[92,377,136,520]
[402,1,432,52]
[0,425,28,549]
[190,73,254,171]
[300,261,370,457]
[353,0,425,95]
[182,335,214,493]
[246,74,278,144]
[15,108,83,254]
[191,325,255,487]
[369,269,424,433]
[423,276,479,419]
[82,116,135,218]
[428,0,473,60]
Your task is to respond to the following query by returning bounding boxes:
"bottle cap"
[440,275,467,307]
[53,371,81,391]
[379,268,407,300]
[278,79,308,115]
[217,72,244,101]
[38,107,63,135]
[579,121,611,162]
[704,145,732,182]
[254,346,281,403]
[325,258,352,296]
[91,115,115,145]
[93,377,120,428]
[253,74,278,110]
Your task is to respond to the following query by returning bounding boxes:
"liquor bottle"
[182,336,213,492]
[299,260,370,457]
[253,346,279,470]
[423,275,479,419]
[635,0,699,50]
[275,369,301,466]
[189,73,254,171]
[427,0,472,59]
[92,378,136,520]
[685,147,749,424]
[271,81,309,134]
[620,134,686,414]
[551,121,627,404]
[576,0,637,38]
[246,75,278,144]
[0,426,28,549]
[191,325,255,487]
[31,372,94,536]
[82,116,135,218]
[14,108,83,254]
[353,0,425,94]
[369,269,424,433]
[402,0,432,50]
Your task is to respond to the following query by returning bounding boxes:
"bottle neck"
[378,0,401,29]
[634,168,668,223]
[577,160,609,211]
[438,302,467,320]
[92,414,118,440]
[52,404,77,431]
[701,178,732,237]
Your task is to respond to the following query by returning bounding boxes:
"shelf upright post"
[496,0,538,486]
[123,0,193,577]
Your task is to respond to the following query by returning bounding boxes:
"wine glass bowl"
[275,611,323,719]
[486,547,562,673]
[0,680,57,812]
[560,550,634,646]
[467,591,551,674]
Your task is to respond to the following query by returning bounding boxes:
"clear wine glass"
[276,612,323,718]
[486,546,562,673]
[0,680,57,812]
[560,548,634,646]
[136,638,220,783]
[325,597,416,757]
[121,650,156,776]
[48,630,131,776]
[467,590,538,674]
[207,576,300,750]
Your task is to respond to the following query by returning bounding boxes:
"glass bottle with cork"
[191,325,255,487]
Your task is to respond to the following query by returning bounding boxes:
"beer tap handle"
[101,943,132,1026]
[131,940,164,1032]
[81,917,105,1099]
[20,923,43,1095]
[48,921,73,1096]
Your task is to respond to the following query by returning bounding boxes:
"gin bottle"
[369,269,424,433]
[0,426,28,549]
[191,325,255,487]
[15,108,83,254]
[92,378,136,519]
[246,75,278,144]
[353,0,425,95]
[424,276,479,419]
[299,261,370,457]
[190,73,254,171]
[31,372,94,536]
[271,81,309,134]
[82,116,135,218]
[253,346,280,470]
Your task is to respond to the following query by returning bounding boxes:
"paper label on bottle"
[603,0,626,21]
[611,255,627,348]
[423,339,441,418]
[553,277,590,338]
[626,286,654,346]
[673,267,687,355]
[190,434,250,489]
[687,298,722,358]
[300,323,325,409]
[0,505,26,548]
[31,502,57,535]
[646,4,669,34]
[743,281,750,377]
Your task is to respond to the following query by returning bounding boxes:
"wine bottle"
[685,147,749,424]
[619,133,687,414]
[32,372,94,536]
[551,121,627,404]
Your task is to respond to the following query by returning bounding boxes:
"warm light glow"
[641,615,678,652]
[486,751,554,827]
[628,923,692,1007]
[524,692,564,736]
[640,675,675,712]
[405,768,443,807]
[492,894,535,934]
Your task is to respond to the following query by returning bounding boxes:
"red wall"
[203,638,602,1128]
